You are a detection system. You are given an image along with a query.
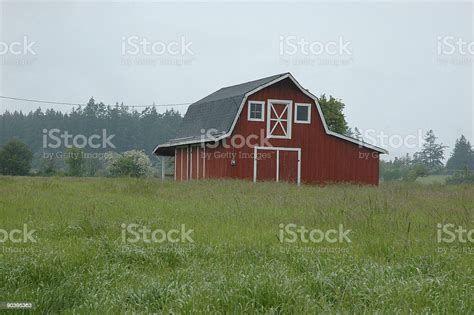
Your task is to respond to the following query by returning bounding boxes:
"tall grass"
[0,177,472,313]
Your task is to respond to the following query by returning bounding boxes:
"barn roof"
[153,73,388,155]
[173,73,286,140]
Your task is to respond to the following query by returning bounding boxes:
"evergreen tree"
[418,130,447,169]
[446,135,474,170]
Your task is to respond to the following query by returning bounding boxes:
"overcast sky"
[0,1,472,158]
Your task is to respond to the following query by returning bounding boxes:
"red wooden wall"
[174,78,380,185]
[175,146,206,181]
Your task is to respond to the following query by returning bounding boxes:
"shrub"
[0,138,33,176]
[108,150,152,178]
[66,147,85,176]
[38,157,57,176]
[402,164,428,182]
[446,170,474,184]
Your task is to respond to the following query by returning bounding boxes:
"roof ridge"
[190,94,242,106]
[218,72,288,90]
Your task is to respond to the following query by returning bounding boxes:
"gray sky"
[0,1,472,159]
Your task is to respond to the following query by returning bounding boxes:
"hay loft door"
[266,99,292,139]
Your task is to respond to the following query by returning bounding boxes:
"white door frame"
[253,146,301,185]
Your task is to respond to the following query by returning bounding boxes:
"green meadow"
[0,177,473,313]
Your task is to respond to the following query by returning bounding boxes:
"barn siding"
[208,78,379,185]
[175,147,190,182]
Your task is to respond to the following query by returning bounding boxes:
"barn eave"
[153,73,388,156]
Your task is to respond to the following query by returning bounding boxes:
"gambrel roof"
[153,73,388,155]
[174,73,285,140]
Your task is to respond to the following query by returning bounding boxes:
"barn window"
[295,103,311,124]
[248,101,265,122]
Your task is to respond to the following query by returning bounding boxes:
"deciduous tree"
[0,138,33,175]
[318,94,349,135]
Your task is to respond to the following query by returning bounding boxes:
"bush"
[382,168,402,181]
[403,164,428,182]
[446,170,474,184]
[0,138,33,176]
[66,147,85,176]
[38,157,57,176]
[107,150,152,178]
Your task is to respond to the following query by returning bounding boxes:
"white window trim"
[294,103,311,124]
[266,99,293,139]
[247,101,265,122]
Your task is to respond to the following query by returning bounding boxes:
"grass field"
[0,177,473,313]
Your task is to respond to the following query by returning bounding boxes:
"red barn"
[154,73,387,185]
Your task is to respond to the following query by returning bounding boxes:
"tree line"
[381,131,474,183]
[0,97,182,174]
[0,97,182,156]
